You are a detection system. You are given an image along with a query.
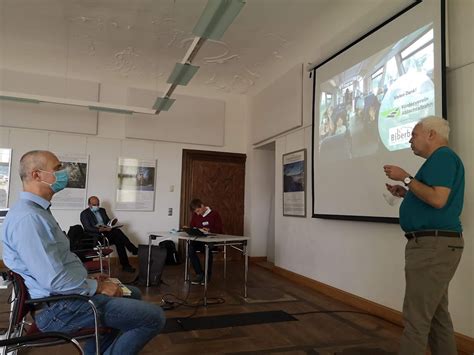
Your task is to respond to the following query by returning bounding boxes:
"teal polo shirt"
[399,146,464,233]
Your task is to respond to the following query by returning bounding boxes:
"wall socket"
[168,208,173,216]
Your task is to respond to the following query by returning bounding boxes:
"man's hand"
[91,274,109,282]
[98,226,112,233]
[96,280,122,297]
[386,183,407,198]
[383,165,410,181]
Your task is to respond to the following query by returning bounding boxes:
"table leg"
[224,244,227,279]
[244,241,248,298]
[184,239,190,282]
[147,235,153,287]
[204,243,209,306]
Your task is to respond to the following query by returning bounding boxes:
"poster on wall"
[52,155,89,209]
[116,157,156,211]
[283,149,306,217]
[0,148,12,209]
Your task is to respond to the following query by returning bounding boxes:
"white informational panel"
[125,88,225,146]
[251,64,303,144]
[115,157,157,211]
[0,69,99,134]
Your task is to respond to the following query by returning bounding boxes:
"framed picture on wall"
[51,155,89,210]
[115,158,157,211]
[282,149,306,217]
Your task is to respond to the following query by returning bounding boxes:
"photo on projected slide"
[317,23,434,162]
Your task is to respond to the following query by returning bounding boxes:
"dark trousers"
[104,229,138,267]
[189,241,214,277]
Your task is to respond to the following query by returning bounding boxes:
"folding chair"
[2,271,108,355]
[67,225,113,276]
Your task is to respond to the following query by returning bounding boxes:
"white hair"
[419,115,450,141]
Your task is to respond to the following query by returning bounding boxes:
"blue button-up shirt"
[1,192,97,299]
[93,209,105,226]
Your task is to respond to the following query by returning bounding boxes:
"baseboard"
[256,262,474,354]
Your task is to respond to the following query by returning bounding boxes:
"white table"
[147,232,250,306]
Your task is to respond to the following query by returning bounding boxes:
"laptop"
[182,227,215,237]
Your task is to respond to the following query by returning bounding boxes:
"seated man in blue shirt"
[81,196,138,273]
[2,150,165,354]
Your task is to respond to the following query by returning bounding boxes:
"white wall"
[0,91,247,256]
[248,0,474,337]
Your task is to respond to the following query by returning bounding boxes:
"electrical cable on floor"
[159,279,225,313]
[290,310,401,327]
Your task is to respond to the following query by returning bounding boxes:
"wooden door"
[180,149,246,258]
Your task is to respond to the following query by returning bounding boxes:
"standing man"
[384,116,464,355]
[2,150,165,354]
[81,196,138,272]
[188,198,223,284]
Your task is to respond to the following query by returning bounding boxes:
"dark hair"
[189,198,203,211]
[88,196,99,205]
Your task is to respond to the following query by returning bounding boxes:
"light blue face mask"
[40,169,69,193]
[90,206,100,212]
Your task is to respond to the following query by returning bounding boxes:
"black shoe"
[122,265,136,273]
[191,274,204,285]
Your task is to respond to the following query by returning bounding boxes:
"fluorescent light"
[0,95,40,104]
[153,97,175,111]
[193,0,245,40]
[166,63,199,86]
[88,106,134,115]
[0,91,156,115]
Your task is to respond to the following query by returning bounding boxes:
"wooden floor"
[0,260,404,354]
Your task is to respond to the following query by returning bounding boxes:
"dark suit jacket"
[80,207,111,236]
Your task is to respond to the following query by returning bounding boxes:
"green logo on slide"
[378,72,435,151]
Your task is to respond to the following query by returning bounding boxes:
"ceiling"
[0,0,412,97]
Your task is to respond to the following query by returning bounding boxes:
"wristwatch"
[403,175,414,186]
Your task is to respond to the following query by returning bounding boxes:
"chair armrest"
[25,294,101,354]
[0,331,83,354]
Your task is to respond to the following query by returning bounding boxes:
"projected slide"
[318,24,434,161]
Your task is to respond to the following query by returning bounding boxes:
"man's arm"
[383,165,451,209]
[13,214,98,296]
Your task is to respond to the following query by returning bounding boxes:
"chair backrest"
[67,225,95,252]
[8,271,33,330]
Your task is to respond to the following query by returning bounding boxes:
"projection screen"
[312,0,445,222]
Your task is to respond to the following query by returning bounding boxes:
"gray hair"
[419,116,450,141]
[19,150,49,182]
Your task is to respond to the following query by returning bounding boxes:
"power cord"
[290,310,400,327]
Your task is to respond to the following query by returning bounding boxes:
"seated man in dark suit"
[81,196,138,272]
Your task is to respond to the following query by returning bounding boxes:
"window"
[371,67,384,95]
[401,29,434,76]
[0,149,12,209]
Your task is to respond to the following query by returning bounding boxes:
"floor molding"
[255,261,474,354]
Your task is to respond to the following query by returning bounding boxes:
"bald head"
[19,150,57,183]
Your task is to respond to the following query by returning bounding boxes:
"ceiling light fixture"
[0,0,245,117]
